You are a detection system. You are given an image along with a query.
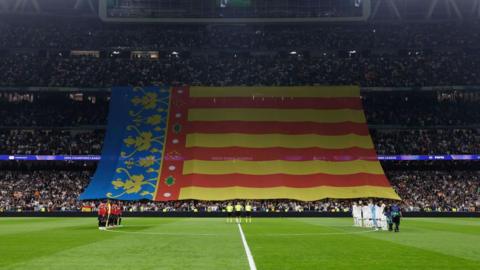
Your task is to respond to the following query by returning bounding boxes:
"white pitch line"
[103,229,220,236]
[237,223,257,270]
[101,225,377,237]
[259,230,377,237]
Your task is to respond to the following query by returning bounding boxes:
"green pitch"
[0,217,479,270]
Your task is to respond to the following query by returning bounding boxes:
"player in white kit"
[378,203,388,230]
[352,202,361,226]
[361,203,370,227]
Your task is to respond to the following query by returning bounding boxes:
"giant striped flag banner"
[79,86,400,201]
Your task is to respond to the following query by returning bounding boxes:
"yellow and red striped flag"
[154,86,399,201]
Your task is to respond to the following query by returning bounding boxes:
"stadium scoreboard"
[100,0,369,22]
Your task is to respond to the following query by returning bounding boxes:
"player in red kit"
[110,203,117,228]
[116,202,123,227]
[98,202,107,230]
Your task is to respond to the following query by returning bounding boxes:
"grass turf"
[0,217,479,270]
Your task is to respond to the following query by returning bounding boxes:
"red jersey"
[112,204,119,215]
[98,203,107,216]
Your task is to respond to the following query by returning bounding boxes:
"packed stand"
[0,129,104,155]
[371,129,480,155]
[388,171,480,212]
[2,91,480,156]
[2,92,480,129]
[2,20,480,88]
[0,170,478,213]
[1,19,480,50]
[0,171,90,212]
[1,128,479,156]
[1,21,480,88]
[1,19,480,215]
[0,91,109,126]
[1,52,480,87]
[363,91,480,126]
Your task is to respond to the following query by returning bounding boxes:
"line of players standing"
[97,201,123,230]
[226,202,253,223]
[94,200,401,230]
[95,200,254,228]
[352,201,402,232]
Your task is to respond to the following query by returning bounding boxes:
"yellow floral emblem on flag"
[105,86,170,199]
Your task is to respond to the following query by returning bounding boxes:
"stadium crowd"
[1,19,480,214]
[0,89,479,212]
[2,91,480,127]
[1,20,479,50]
[1,53,480,87]
[372,129,480,155]
[0,129,104,155]
[1,128,480,155]
[1,20,480,87]
[388,171,480,212]
[0,92,108,127]
[0,171,90,212]
[363,91,480,126]
[0,170,478,213]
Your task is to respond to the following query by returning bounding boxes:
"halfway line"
[237,223,257,270]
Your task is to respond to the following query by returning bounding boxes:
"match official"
[226,203,234,223]
[235,202,243,223]
[391,203,402,232]
[245,202,252,223]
